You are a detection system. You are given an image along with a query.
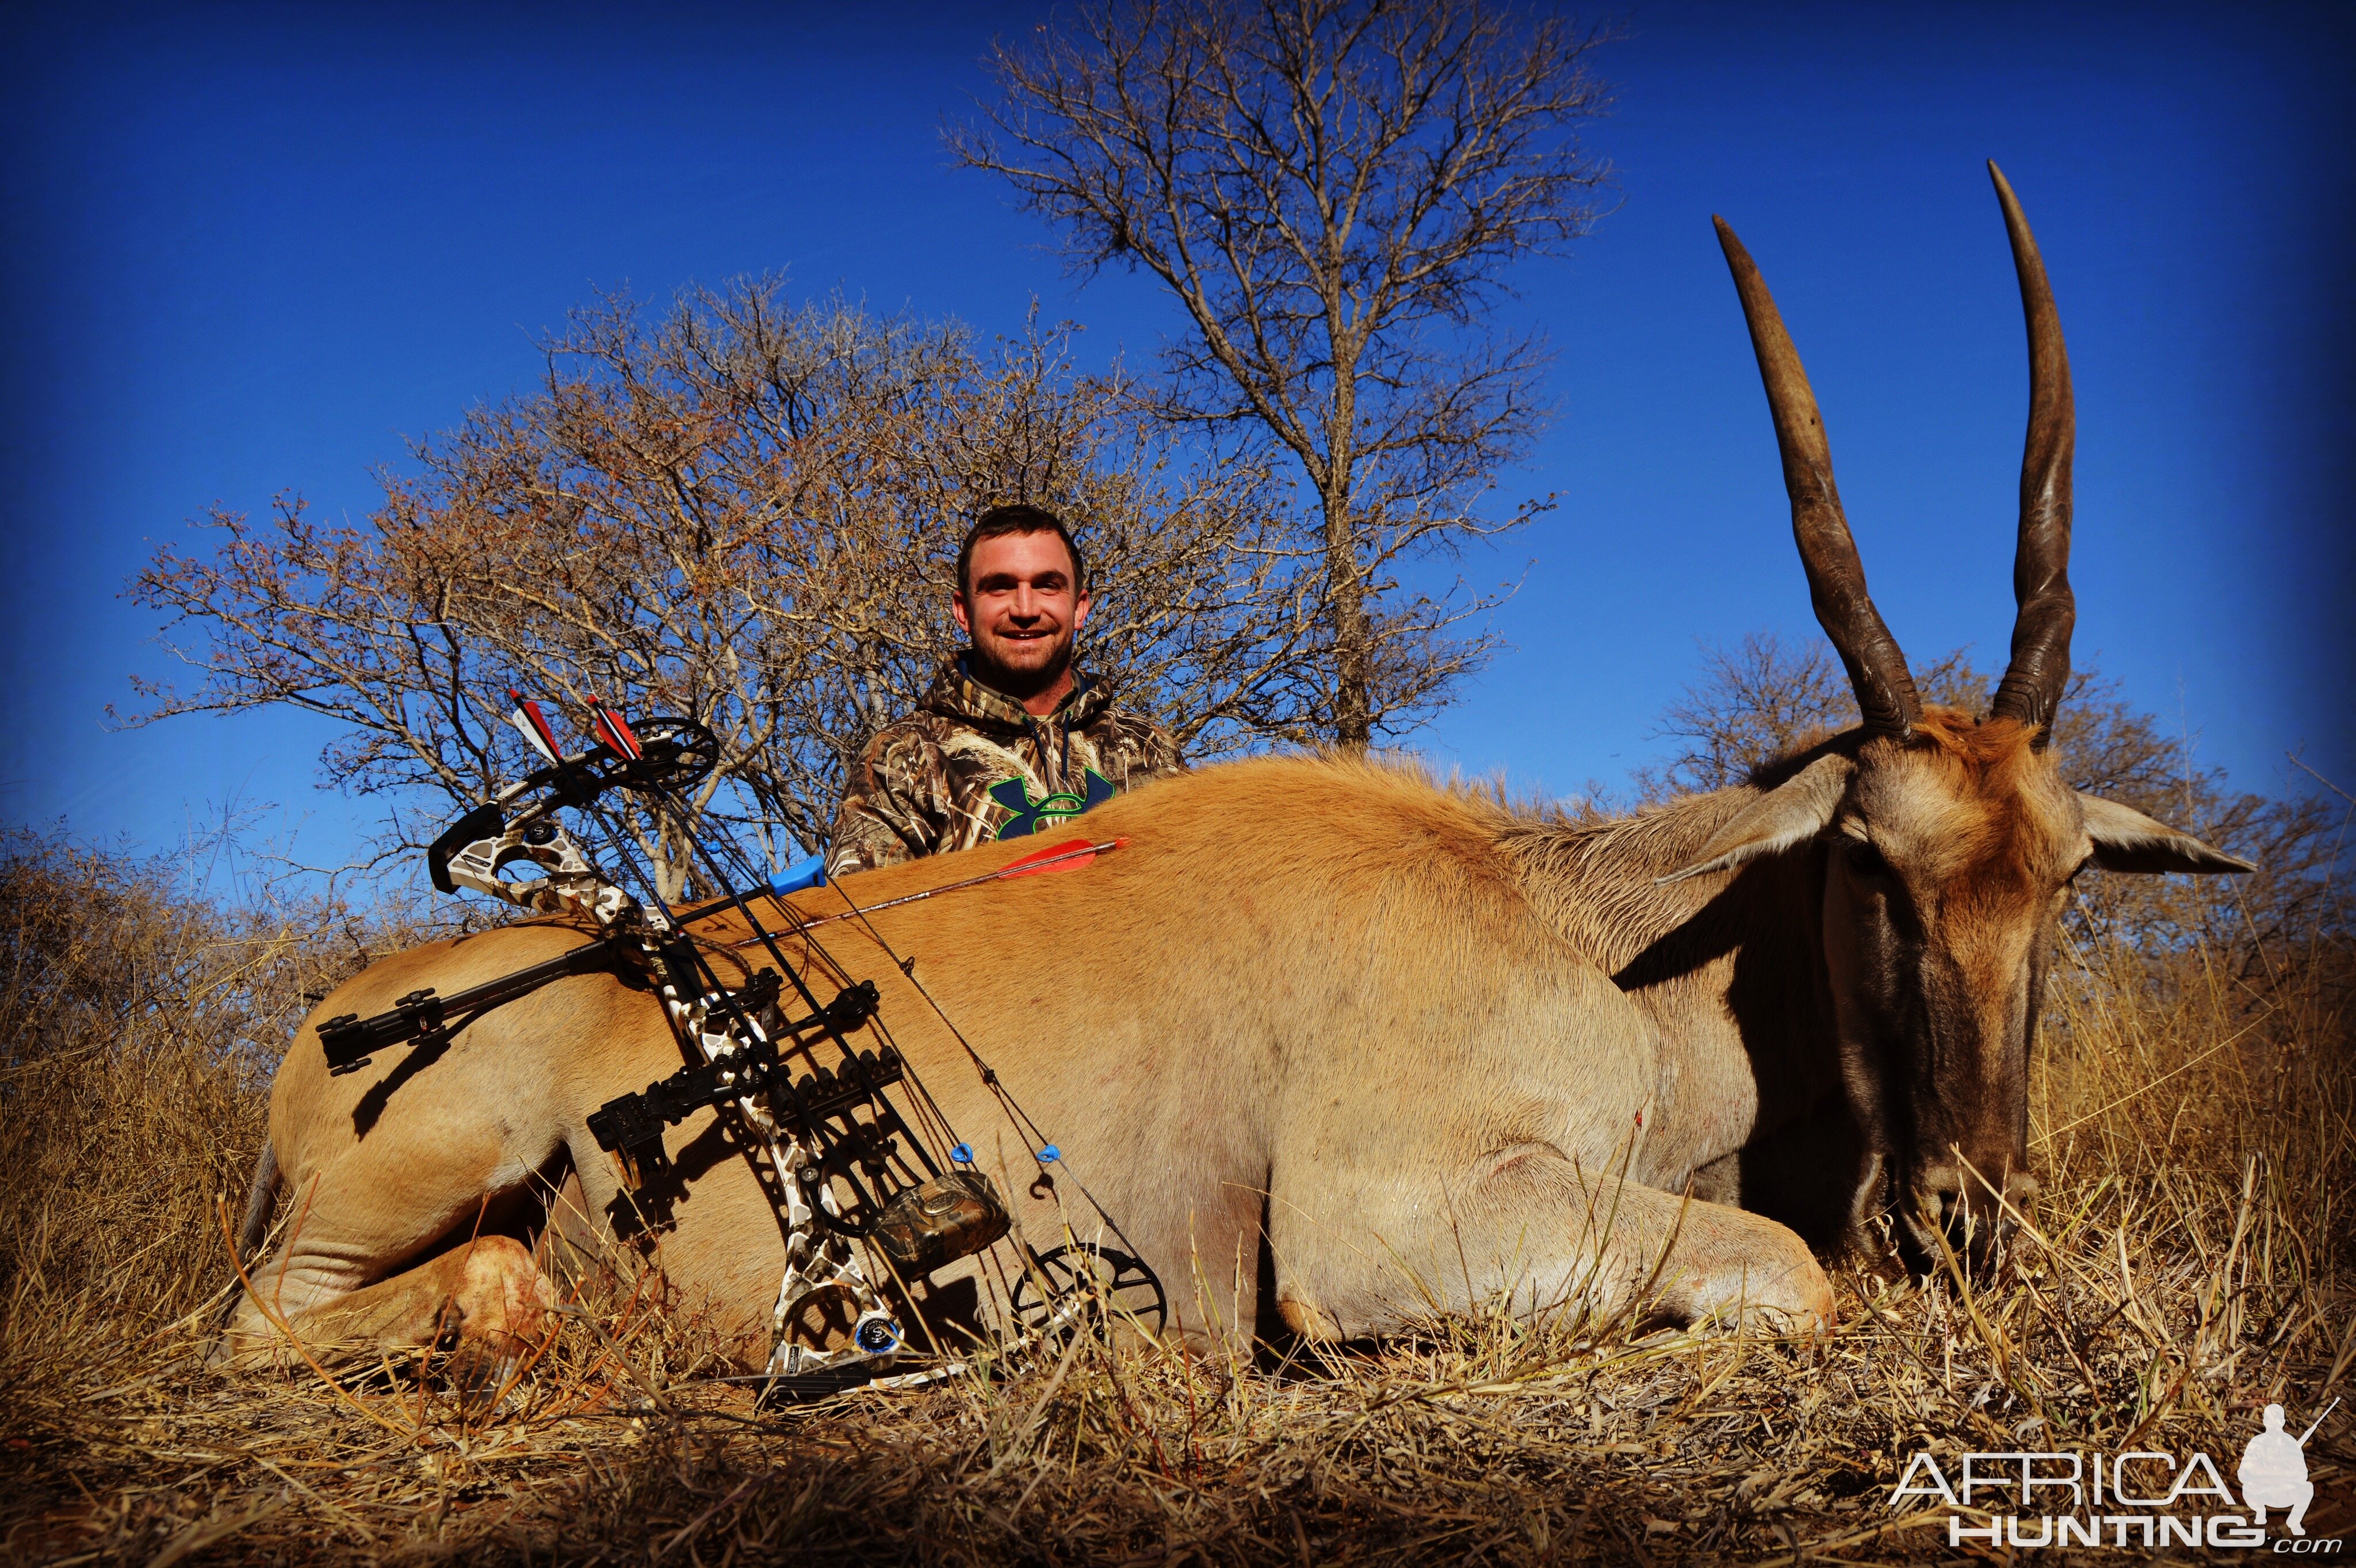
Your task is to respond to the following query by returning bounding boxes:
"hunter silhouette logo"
[2242,1398,2334,1538]
[989,770,1116,840]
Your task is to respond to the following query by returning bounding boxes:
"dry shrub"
[2,837,407,1336]
[2,827,2350,1565]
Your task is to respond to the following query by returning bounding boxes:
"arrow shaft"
[729,838,1121,945]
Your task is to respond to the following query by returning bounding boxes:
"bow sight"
[313,697,1161,1397]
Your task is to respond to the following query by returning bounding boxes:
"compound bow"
[315,693,1162,1399]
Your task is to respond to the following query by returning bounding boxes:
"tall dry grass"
[2,829,2349,1565]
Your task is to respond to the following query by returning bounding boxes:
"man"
[824,504,1185,877]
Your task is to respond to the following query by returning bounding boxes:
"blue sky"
[3,1,2349,879]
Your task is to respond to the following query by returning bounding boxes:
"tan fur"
[227,754,1837,1368]
[229,713,2246,1365]
[1826,711,2085,1232]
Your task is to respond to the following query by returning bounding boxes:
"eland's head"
[1669,165,2253,1267]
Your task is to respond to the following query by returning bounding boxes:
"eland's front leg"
[1267,1145,1834,1340]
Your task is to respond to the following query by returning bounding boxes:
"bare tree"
[953,0,1613,748]
[128,284,1325,898]
[1632,631,1979,801]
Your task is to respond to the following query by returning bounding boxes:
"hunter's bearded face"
[954,530,1089,698]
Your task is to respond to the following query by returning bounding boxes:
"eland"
[223,165,2250,1372]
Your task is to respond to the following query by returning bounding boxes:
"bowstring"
[811,866,1151,1271]
[644,793,1059,1349]
[538,740,1142,1338]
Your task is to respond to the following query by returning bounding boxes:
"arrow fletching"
[507,689,563,765]
[593,702,642,762]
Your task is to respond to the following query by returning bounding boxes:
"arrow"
[736,836,1126,946]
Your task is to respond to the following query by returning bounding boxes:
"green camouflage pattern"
[823,660,1185,877]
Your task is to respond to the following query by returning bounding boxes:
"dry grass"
[3,836,2350,1565]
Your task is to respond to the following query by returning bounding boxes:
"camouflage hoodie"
[823,659,1185,877]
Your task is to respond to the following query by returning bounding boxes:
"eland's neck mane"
[1494,785,1765,974]
[1490,752,1856,1213]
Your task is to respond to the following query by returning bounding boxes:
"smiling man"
[823,504,1186,877]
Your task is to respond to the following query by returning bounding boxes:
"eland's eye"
[1846,840,1894,880]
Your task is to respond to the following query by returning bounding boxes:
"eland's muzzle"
[1910,1164,2039,1265]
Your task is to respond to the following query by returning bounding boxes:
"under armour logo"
[989,770,1116,840]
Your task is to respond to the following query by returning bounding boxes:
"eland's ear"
[2079,794,2255,875]
[1657,755,1853,885]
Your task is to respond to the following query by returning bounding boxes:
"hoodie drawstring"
[1027,714,1072,796]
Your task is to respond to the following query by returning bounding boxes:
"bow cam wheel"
[1007,1244,1166,1348]
[622,716,719,791]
